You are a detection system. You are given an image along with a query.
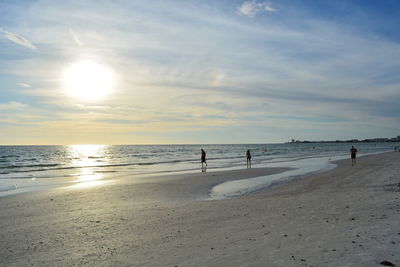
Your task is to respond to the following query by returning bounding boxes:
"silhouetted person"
[201,149,207,171]
[350,146,357,166]
[246,150,251,168]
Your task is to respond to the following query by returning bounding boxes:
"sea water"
[0,143,398,197]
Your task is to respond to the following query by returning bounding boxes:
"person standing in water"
[201,149,207,171]
[246,150,251,168]
[350,146,357,166]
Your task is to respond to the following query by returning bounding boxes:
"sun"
[63,61,115,101]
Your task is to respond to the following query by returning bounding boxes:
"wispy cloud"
[0,101,28,110]
[0,28,37,50]
[16,82,31,88]
[237,0,277,18]
[69,28,83,46]
[1,0,399,143]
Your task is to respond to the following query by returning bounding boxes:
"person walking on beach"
[201,149,207,171]
[246,150,252,168]
[350,146,357,166]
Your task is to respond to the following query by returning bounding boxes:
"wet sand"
[0,152,399,266]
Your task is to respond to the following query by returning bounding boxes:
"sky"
[0,0,400,145]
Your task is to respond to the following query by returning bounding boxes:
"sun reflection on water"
[66,145,111,188]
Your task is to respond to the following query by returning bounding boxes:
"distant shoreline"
[288,137,400,144]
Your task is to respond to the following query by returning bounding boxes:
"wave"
[0,163,61,169]
[0,155,20,158]
[0,184,19,192]
[0,157,202,172]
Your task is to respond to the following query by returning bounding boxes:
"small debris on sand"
[380,260,395,266]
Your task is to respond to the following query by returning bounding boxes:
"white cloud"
[69,28,83,46]
[237,0,277,18]
[264,6,277,12]
[0,28,37,50]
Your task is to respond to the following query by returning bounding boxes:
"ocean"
[0,143,398,197]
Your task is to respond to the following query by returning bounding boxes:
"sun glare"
[63,61,115,101]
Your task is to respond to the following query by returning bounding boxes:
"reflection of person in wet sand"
[246,150,251,168]
[350,146,357,166]
[201,149,207,171]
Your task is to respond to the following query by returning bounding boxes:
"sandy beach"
[0,152,399,266]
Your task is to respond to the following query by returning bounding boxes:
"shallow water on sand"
[208,155,342,199]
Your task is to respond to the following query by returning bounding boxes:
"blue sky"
[0,0,399,144]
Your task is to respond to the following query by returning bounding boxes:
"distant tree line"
[289,136,400,144]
